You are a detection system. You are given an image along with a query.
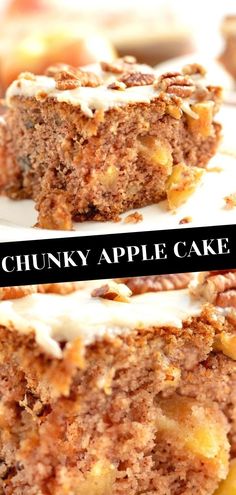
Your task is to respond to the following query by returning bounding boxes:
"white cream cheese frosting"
[0,281,203,358]
[6,75,158,118]
[5,63,211,119]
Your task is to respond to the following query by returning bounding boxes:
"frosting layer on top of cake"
[0,281,203,358]
[5,60,220,118]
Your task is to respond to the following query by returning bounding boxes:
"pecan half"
[55,68,101,90]
[101,56,137,74]
[216,290,236,308]
[45,63,77,77]
[0,283,82,300]
[55,79,80,91]
[156,73,195,98]
[182,63,206,77]
[91,281,132,302]
[119,71,155,87]
[117,274,192,295]
[194,271,236,305]
[167,85,195,97]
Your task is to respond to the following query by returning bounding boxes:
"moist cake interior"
[0,275,235,495]
[0,58,222,229]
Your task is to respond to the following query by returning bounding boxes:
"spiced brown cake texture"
[0,57,222,230]
[0,272,235,494]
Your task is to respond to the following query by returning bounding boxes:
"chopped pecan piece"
[107,80,126,91]
[159,93,183,118]
[224,192,236,209]
[100,60,124,74]
[54,68,78,81]
[100,56,137,74]
[38,283,79,295]
[0,286,37,300]
[45,63,77,77]
[119,72,155,87]
[0,283,82,301]
[91,281,132,302]
[182,63,206,77]
[124,212,143,223]
[117,274,192,295]
[76,70,102,88]
[179,216,192,224]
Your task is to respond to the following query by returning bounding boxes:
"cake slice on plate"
[0,273,235,494]
[0,58,222,229]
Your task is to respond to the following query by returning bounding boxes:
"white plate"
[0,104,235,241]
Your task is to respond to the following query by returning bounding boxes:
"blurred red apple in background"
[5,0,48,15]
[0,0,116,95]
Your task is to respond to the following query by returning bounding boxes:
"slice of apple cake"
[0,273,235,494]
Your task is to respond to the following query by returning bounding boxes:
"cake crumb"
[224,192,236,209]
[179,216,192,224]
[124,212,143,224]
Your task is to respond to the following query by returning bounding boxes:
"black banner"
[0,224,235,287]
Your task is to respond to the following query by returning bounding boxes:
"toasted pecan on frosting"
[0,282,80,300]
[91,281,132,302]
[117,274,192,296]
[193,271,236,308]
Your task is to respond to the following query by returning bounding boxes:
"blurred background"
[0,0,236,95]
